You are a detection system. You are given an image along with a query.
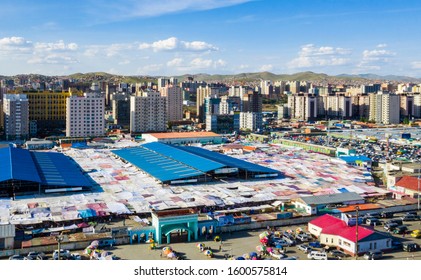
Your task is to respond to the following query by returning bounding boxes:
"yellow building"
[9,89,83,133]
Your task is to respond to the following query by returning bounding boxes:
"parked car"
[71,253,82,260]
[381,211,394,218]
[403,242,420,252]
[329,250,349,259]
[365,212,381,219]
[53,249,71,260]
[366,218,381,226]
[273,240,290,248]
[24,251,47,260]
[297,244,312,254]
[296,233,310,242]
[307,251,328,260]
[8,255,24,260]
[411,230,421,238]
[393,225,409,234]
[363,250,383,260]
[282,236,296,246]
[389,219,403,225]
[384,222,399,231]
[309,241,322,248]
[401,214,420,221]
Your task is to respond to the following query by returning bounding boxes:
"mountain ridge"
[1,71,420,83]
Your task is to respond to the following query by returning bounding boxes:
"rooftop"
[395,176,419,191]
[299,192,364,206]
[147,132,221,139]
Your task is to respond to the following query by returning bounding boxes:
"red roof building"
[308,214,392,256]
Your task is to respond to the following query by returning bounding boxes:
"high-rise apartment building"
[196,85,219,122]
[66,92,105,137]
[286,94,317,120]
[369,91,400,124]
[413,94,421,118]
[160,85,183,122]
[239,112,263,132]
[400,95,414,119]
[3,94,29,140]
[111,92,131,128]
[130,91,167,133]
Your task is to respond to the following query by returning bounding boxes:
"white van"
[307,251,328,260]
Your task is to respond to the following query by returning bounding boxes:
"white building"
[160,85,183,122]
[370,91,400,124]
[286,94,317,120]
[240,112,262,132]
[130,91,167,133]
[3,94,29,140]
[142,131,222,145]
[308,214,392,256]
[66,92,105,137]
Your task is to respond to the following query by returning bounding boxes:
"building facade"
[3,94,29,140]
[66,92,105,137]
[130,91,167,133]
[160,85,183,122]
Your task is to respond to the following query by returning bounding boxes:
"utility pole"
[55,234,64,260]
[417,175,420,211]
[355,206,359,260]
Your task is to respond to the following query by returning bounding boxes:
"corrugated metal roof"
[0,146,41,183]
[175,146,280,174]
[31,152,92,187]
[301,192,364,205]
[142,142,226,172]
[0,146,91,188]
[112,147,204,182]
[147,132,220,139]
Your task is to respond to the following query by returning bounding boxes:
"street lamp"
[355,206,359,260]
[417,175,420,211]
[55,234,64,260]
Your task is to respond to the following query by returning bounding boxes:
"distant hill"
[1,71,420,84]
[336,73,421,83]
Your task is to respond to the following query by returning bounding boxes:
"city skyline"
[0,0,421,77]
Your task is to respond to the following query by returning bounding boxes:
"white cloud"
[0,36,32,52]
[362,49,395,61]
[34,40,78,52]
[28,54,78,65]
[167,58,184,67]
[259,64,273,72]
[139,37,218,52]
[288,44,351,69]
[357,45,396,70]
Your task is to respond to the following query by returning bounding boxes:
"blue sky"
[1,0,421,77]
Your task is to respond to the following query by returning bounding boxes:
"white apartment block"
[370,92,400,124]
[130,91,167,133]
[66,92,105,137]
[286,94,317,121]
[160,85,183,122]
[240,112,262,131]
[3,94,29,140]
[414,94,421,118]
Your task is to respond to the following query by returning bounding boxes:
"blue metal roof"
[0,146,41,183]
[31,152,92,187]
[175,146,280,175]
[112,147,205,182]
[142,142,226,172]
[339,155,372,163]
[0,146,91,188]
